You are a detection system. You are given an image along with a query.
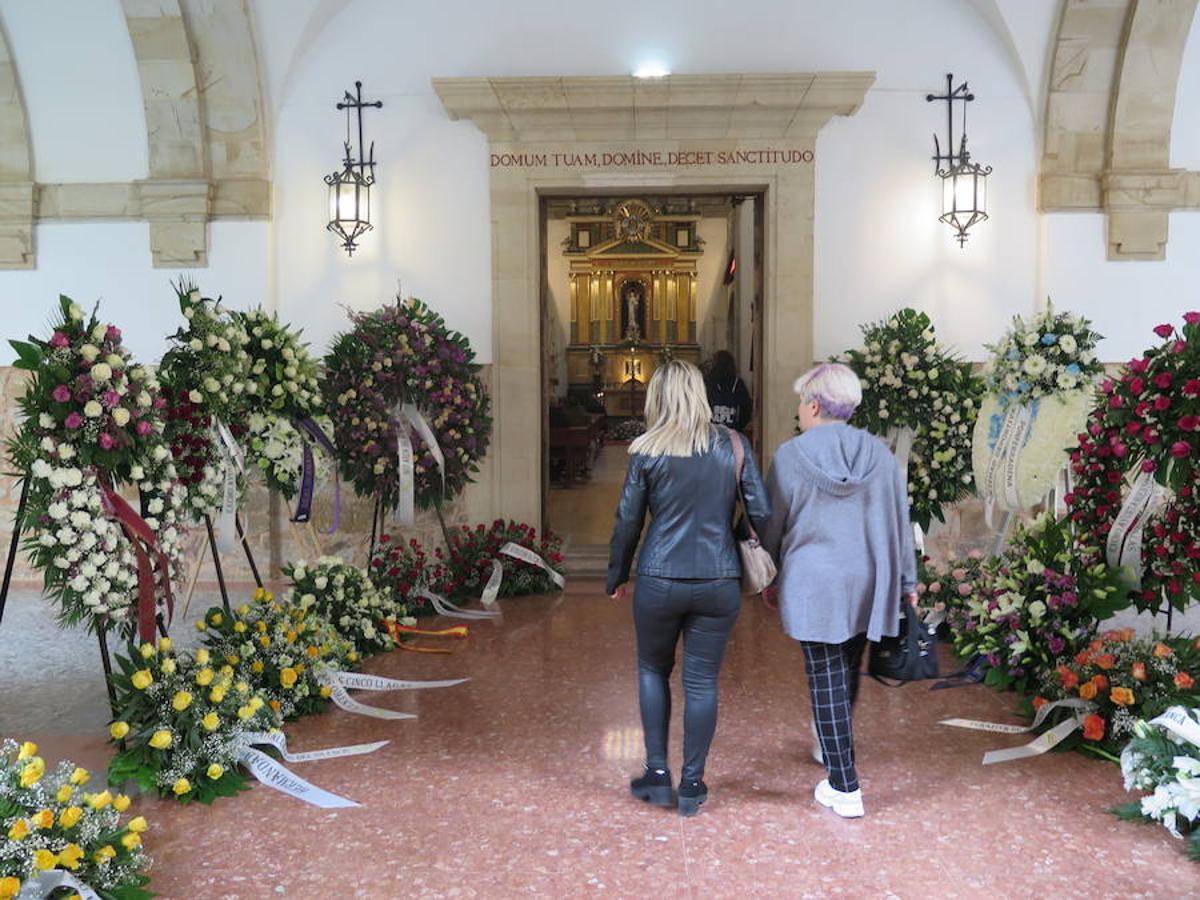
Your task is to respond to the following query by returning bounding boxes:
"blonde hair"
[629,360,714,457]
[793,362,862,421]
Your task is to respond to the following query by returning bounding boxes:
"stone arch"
[1040,0,1200,260]
[0,17,34,268]
[119,0,270,267]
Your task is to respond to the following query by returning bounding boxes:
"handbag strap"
[723,426,761,541]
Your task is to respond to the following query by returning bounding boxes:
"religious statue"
[624,287,641,341]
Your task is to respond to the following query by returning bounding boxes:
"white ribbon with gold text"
[240,730,389,763]
[392,404,415,526]
[317,669,469,720]
[237,746,359,808]
[1149,706,1200,749]
[401,402,445,490]
[500,541,567,589]
[884,426,915,500]
[1105,470,1173,586]
[213,419,245,550]
[982,402,1035,527]
[21,871,101,900]
[940,697,1095,764]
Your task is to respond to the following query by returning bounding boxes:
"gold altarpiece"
[564,199,701,416]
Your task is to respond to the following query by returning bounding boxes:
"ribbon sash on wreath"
[293,417,342,533]
[982,401,1038,527]
[98,480,174,643]
[1105,471,1173,587]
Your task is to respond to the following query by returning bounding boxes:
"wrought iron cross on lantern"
[926,73,991,247]
[325,81,383,256]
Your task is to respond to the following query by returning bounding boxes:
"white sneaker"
[814,778,864,818]
[810,721,823,765]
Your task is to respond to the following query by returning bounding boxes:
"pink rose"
[1185,380,1200,398]
[1184,312,1200,325]
[105,325,122,342]
[98,432,116,449]
[1154,372,1172,390]
[1111,441,1128,458]
[1171,440,1192,459]
[1142,459,1157,473]
[1154,395,1171,412]
[1180,416,1199,432]
[64,412,82,429]
[958,583,973,596]
[928,582,942,594]
[1154,324,1174,338]
[102,390,120,408]
[51,385,71,403]
[135,420,152,436]
[952,568,967,580]
[1129,377,1145,396]
[1130,358,1150,373]
[49,331,69,348]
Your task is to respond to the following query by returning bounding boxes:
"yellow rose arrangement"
[106,639,278,805]
[199,587,353,721]
[0,738,151,897]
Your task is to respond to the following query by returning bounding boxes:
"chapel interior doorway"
[540,191,766,568]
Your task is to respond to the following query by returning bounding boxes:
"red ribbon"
[99,481,175,643]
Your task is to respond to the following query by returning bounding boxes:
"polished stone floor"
[1,583,1195,898]
[547,442,628,548]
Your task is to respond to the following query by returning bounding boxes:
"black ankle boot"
[630,766,674,807]
[677,779,707,817]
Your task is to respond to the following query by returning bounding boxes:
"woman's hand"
[610,584,628,601]
[761,585,779,610]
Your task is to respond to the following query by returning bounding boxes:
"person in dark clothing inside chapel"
[705,350,753,432]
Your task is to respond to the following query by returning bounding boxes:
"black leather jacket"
[607,428,771,593]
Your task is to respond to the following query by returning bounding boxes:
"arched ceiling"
[0,0,270,269]
[1040,0,1200,260]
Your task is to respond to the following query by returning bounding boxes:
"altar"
[560,198,703,415]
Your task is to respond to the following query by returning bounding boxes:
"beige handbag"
[725,427,777,595]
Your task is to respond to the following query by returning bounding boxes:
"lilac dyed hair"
[793,362,862,421]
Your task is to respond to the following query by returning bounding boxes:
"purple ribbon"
[292,439,316,524]
[295,417,342,534]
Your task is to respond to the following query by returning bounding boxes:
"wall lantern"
[926,73,991,247]
[325,81,382,256]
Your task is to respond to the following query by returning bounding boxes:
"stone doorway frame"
[434,74,874,526]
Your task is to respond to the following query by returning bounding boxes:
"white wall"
[264,0,1043,365]
[1044,213,1200,361]
[0,222,270,363]
[1,0,147,182]
[1171,13,1200,169]
[6,0,1195,373]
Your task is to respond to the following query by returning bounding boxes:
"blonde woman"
[608,359,770,816]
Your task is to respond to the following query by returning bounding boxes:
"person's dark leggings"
[633,575,741,783]
[801,633,868,793]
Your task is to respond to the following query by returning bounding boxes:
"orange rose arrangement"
[1036,631,1200,757]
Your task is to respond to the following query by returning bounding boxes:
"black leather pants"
[632,575,741,782]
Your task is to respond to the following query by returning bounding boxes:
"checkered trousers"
[800,633,868,793]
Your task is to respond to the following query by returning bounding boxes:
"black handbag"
[868,598,939,684]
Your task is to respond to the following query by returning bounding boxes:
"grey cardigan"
[761,423,916,644]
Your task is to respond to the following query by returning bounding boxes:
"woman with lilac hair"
[760,362,917,819]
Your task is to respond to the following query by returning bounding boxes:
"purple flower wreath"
[322,297,492,510]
